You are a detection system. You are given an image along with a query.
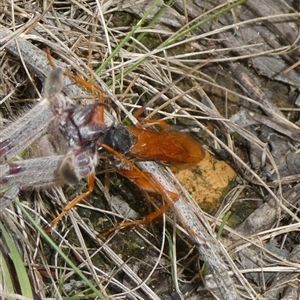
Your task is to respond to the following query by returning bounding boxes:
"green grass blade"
[161,0,248,48]
[107,0,248,84]
[126,0,174,53]
[95,0,162,75]
[0,222,33,299]
[0,247,15,300]
[14,199,107,300]
[216,211,231,240]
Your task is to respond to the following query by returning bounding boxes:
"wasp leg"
[45,173,95,232]
[45,147,97,231]
[99,143,179,237]
[46,49,105,123]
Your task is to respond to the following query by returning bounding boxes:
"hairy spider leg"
[0,68,66,163]
[98,143,179,237]
[46,49,105,123]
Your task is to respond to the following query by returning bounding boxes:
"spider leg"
[0,155,64,209]
[0,68,69,163]
[0,185,20,210]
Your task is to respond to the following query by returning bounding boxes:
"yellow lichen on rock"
[175,152,236,214]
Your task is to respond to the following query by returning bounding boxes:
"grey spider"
[0,68,106,213]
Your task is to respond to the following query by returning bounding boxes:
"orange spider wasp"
[44,51,206,234]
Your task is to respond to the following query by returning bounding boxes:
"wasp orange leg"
[102,202,173,237]
[46,49,105,123]
[45,173,95,232]
[99,143,179,237]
